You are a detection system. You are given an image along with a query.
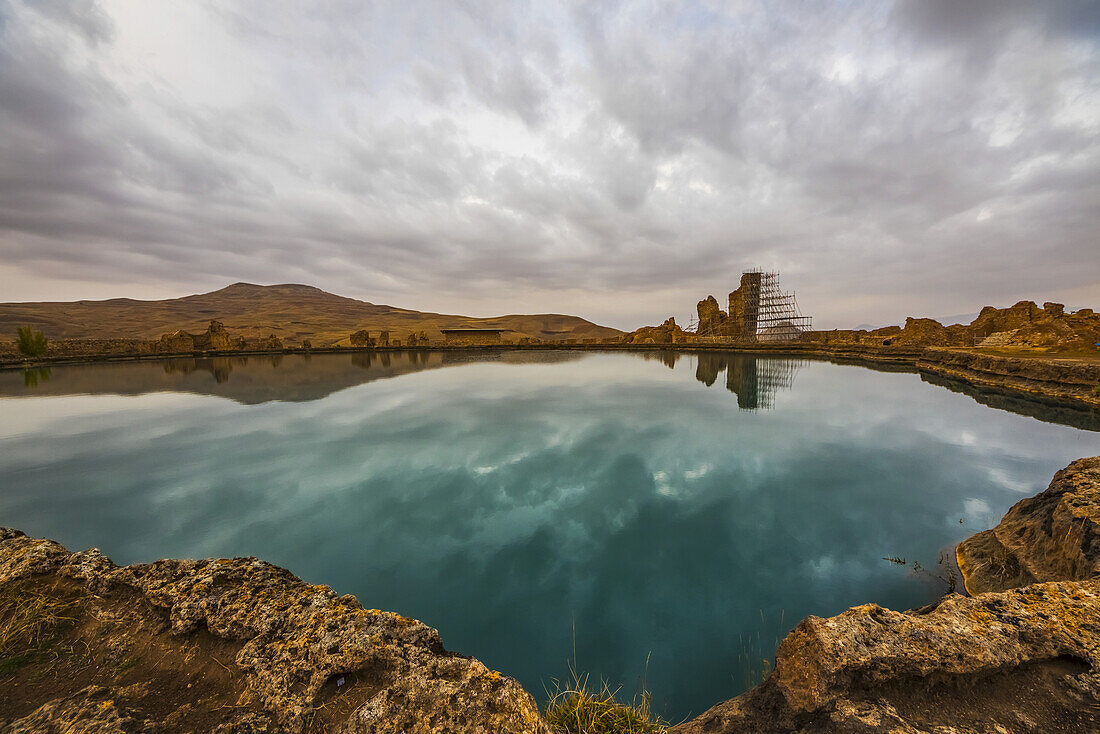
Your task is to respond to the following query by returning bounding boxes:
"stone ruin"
[694,271,812,342]
[156,321,247,353]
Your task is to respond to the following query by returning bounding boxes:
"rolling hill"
[0,283,622,346]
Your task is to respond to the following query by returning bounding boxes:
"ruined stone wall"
[441,332,503,346]
[733,271,760,339]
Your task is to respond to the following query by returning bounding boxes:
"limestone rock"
[628,317,688,344]
[697,295,728,336]
[970,301,1047,339]
[0,531,550,734]
[671,580,1100,734]
[890,317,969,347]
[957,456,1100,594]
[804,298,1098,350]
[673,457,1100,734]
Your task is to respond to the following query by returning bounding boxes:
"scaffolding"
[741,269,812,342]
[687,269,812,342]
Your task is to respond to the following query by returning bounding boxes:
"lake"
[1,350,1098,721]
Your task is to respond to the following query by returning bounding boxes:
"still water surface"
[1,350,1098,720]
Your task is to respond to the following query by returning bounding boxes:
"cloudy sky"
[0,0,1097,329]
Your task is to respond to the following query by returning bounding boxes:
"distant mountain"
[936,312,981,326]
[0,283,622,345]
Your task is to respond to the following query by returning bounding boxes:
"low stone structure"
[158,329,195,352]
[253,333,283,350]
[439,328,507,345]
[156,321,247,353]
[349,329,374,347]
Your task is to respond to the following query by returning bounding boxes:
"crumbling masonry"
[692,270,812,342]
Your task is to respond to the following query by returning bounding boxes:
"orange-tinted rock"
[628,316,688,344]
[672,456,1100,734]
[890,317,969,346]
[957,456,1100,594]
[696,296,728,336]
[0,530,551,734]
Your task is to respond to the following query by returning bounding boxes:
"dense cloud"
[0,0,1096,328]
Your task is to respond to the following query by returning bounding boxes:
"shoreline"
[5,341,1099,409]
[4,457,1099,732]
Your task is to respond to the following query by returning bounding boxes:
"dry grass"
[987,544,1021,580]
[0,282,622,346]
[0,581,86,674]
[544,668,665,734]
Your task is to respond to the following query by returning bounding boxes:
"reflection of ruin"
[636,350,681,370]
[695,354,806,410]
[163,357,246,384]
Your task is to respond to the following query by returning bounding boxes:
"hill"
[0,283,622,346]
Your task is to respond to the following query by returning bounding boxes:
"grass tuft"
[544,668,665,734]
[0,582,85,674]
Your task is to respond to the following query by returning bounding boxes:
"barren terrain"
[0,283,622,346]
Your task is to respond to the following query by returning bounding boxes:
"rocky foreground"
[670,457,1100,734]
[3,459,1100,733]
[0,528,549,733]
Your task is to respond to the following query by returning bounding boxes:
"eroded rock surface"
[809,300,1100,351]
[957,457,1100,594]
[672,457,1100,734]
[0,530,549,734]
[670,581,1100,734]
[628,317,689,344]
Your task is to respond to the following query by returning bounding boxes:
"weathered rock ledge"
[917,349,1100,408]
[671,456,1100,734]
[0,529,550,733]
[956,457,1100,596]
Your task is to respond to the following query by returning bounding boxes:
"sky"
[0,1,1097,330]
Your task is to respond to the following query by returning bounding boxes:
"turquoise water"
[1,351,1097,720]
